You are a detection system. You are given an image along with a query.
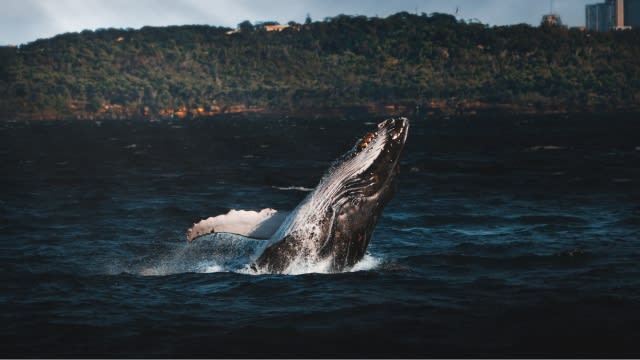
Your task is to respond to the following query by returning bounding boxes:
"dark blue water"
[2,114,640,357]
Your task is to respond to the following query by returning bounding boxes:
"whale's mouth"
[343,117,409,197]
[377,117,409,149]
[355,117,409,155]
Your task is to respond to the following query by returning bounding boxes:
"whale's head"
[315,117,409,270]
[350,117,409,194]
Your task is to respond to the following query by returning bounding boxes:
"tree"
[238,20,254,33]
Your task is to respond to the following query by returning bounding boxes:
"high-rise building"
[586,0,640,30]
[624,0,640,27]
[586,0,616,31]
[616,0,626,26]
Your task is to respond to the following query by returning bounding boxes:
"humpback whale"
[186,117,409,274]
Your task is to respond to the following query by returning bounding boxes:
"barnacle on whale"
[358,132,376,151]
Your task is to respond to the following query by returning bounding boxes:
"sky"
[2,0,597,46]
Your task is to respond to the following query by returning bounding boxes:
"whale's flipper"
[186,208,289,242]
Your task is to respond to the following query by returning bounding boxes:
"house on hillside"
[225,22,291,35]
[263,24,289,32]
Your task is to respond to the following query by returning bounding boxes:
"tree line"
[1,12,639,120]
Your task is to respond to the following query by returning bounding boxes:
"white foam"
[281,256,334,275]
[139,263,174,276]
[198,261,226,273]
[137,253,382,277]
[272,186,314,192]
[279,253,382,275]
[350,254,382,272]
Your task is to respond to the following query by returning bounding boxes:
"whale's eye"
[358,132,376,152]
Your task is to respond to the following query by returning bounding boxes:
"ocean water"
[1,113,640,357]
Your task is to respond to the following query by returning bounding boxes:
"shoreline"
[4,109,640,124]
[6,101,640,121]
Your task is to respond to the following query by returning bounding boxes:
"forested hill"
[1,12,639,120]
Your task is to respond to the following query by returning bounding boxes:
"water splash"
[135,235,382,277]
[134,234,266,276]
[349,254,382,272]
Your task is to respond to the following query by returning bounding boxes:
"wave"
[512,214,587,225]
[408,213,588,228]
[612,216,640,227]
[272,185,314,192]
[451,228,524,236]
[526,145,567,151]
[401,250,597,271]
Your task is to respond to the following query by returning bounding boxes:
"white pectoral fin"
[186,208,289,242]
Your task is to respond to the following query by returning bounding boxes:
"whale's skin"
[187,117,409,274]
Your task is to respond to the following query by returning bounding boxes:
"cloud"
[2,0,58,44]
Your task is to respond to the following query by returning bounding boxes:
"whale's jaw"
[254,118,409,273]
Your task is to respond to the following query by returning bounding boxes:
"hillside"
[1,12,639,120]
